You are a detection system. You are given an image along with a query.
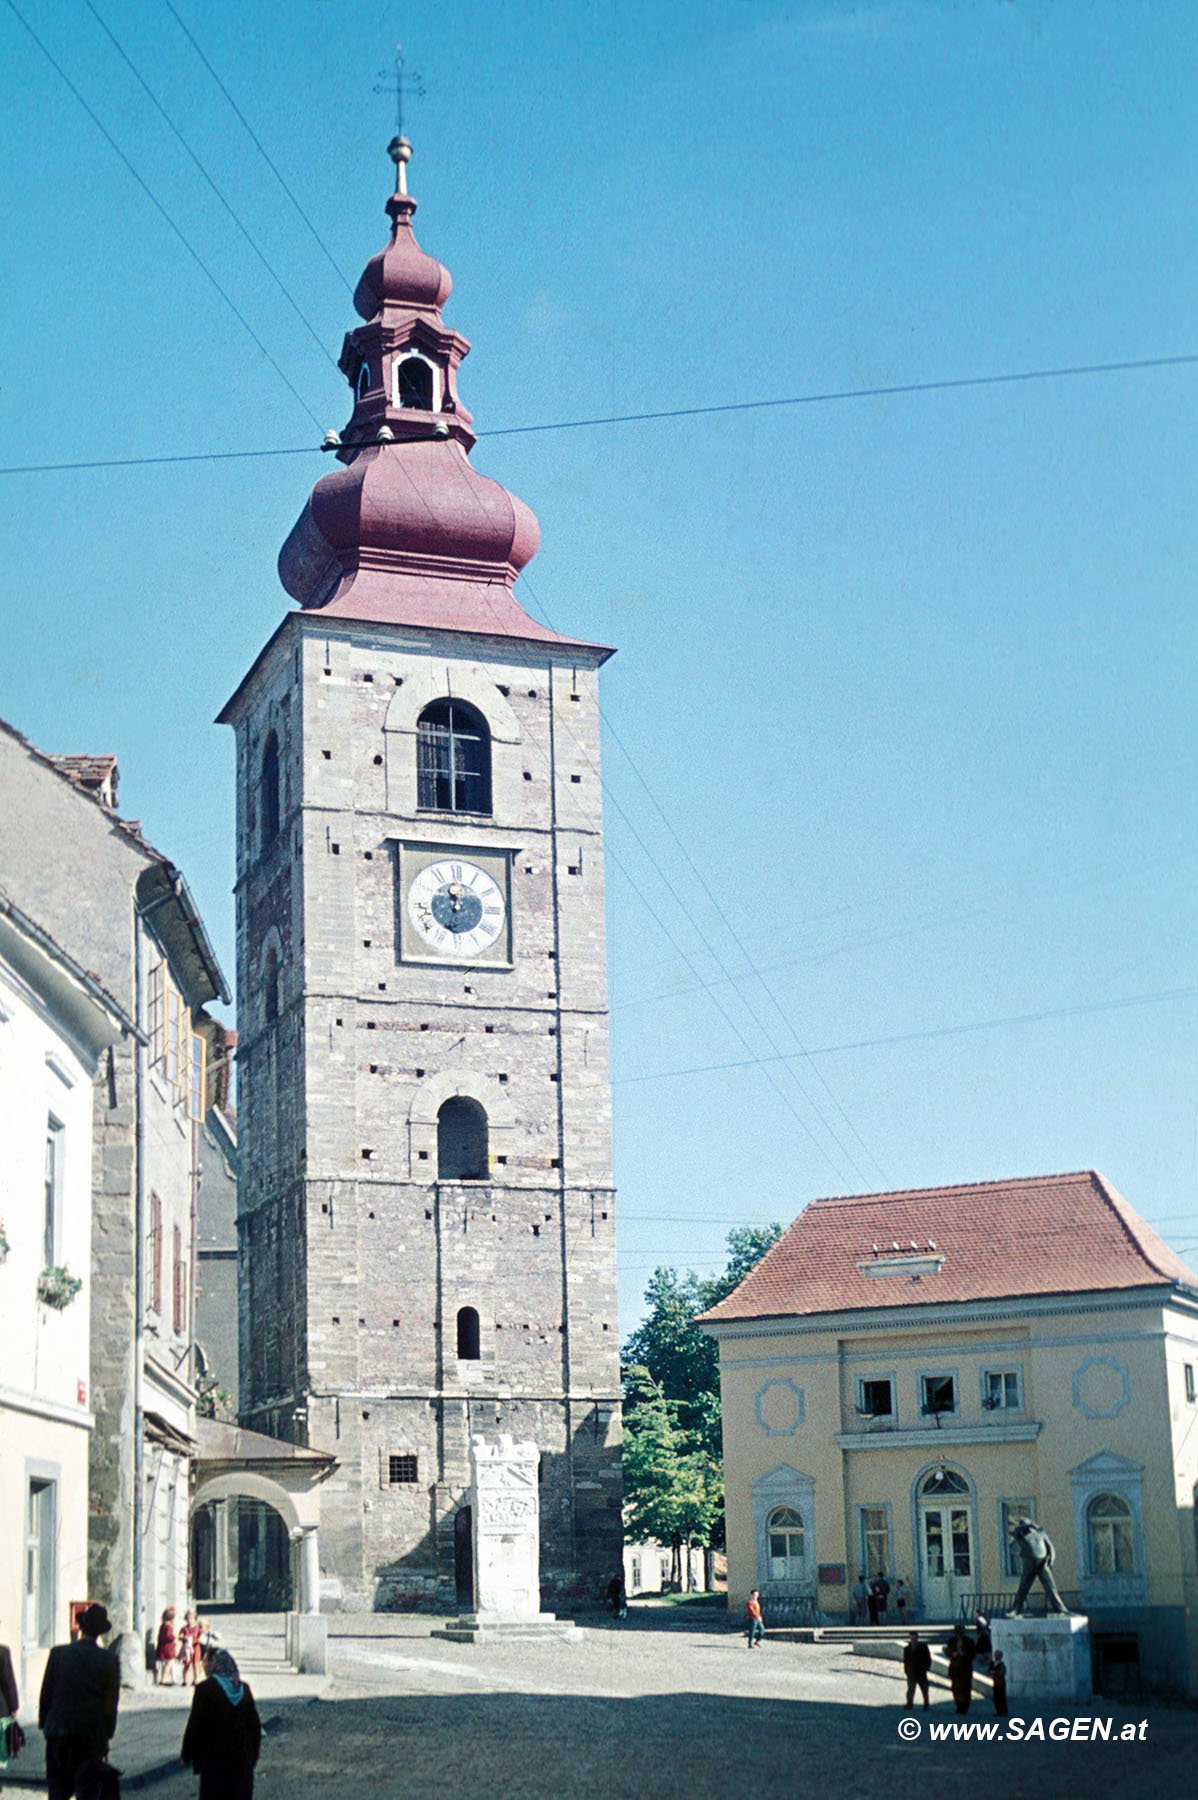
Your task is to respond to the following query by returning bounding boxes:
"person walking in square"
[37,1603,120,1800]
[181,1648,261,1800]
[902,1631,931,1710]
[990,1650,1008,1716]
[745,1589,764,1649]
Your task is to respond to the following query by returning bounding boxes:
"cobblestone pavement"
[8,1615,1192,1799]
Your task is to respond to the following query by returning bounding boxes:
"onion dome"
[276,142,603,652]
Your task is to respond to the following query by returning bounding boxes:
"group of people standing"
[0,1602,262,1799]
[902,1615,1007,1717]
[852,1572,908,1626]
[154,1608,212,1686]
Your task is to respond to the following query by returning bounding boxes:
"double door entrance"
[917,1470,974,1619]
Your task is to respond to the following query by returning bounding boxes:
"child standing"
[155,1607,178,1685]
[179,1611,203,1686]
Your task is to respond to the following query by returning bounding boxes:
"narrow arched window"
[767,1507,806,1581]
[417,700,491,814]
[397,354,434,409]
[1087,1493,1135,1574]
[438,1097,488,1180]
[357,362,371,400]
[263,943,280,1023]
[260,731,280,848]
[456,1305,481,1361]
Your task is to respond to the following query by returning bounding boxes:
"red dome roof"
[353,193,452,320]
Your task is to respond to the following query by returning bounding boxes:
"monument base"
[991,1613,1091,1702]
[285,1611,328,1674]
[432,1611,584,1644]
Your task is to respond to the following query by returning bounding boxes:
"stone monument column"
[434,1434,582,1643]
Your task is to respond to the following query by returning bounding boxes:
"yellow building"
[700,1172,1198,1697]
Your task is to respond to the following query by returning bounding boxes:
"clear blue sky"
[2,0,1196,1329]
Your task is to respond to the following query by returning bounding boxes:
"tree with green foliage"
[622,1223,782,1575]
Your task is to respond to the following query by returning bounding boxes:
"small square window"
[388,1454,418,1484]
[920,1374,956,1417]
[857,1377,893,1419]
[983,1369,1021,1412]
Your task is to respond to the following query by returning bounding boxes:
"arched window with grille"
[417,700,491,815]
[767,1507,806,1581]
[396,354,434,410]
[260,731,280,848]
[456,1305,481,1361]
[1087,1492,1135,1574]
[437,1096,488,1180]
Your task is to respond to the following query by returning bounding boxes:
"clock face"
[406,858,507,959]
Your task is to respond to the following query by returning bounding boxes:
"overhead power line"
[4,348,1198,477]
[615,983,1198,1085]
[161,0,354,296]
[83,0,338,370]
[1,0,323,430]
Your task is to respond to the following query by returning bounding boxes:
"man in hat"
[38,1602,120,1800]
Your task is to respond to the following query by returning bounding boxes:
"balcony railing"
[957,1589,1085,1623]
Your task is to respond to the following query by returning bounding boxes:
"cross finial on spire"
[374,42,424,139]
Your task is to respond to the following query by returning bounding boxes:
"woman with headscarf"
[181,1647,262,1799]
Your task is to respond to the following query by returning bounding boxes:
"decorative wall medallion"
[1071,1355,1130,1419]
[754,1378,804,1437]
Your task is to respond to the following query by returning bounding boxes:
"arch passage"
[417,699,491,815]
[438,1096,488,1180]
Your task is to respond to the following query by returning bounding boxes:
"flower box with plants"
[37,1265,83,1310]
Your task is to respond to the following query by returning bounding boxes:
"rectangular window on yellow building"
[860,1506,890,1577]
[999,1498,1036,1577]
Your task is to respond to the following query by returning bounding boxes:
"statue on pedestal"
[1008,1518,1070,1615]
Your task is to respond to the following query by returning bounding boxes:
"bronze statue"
[1008,1518,1069,1614]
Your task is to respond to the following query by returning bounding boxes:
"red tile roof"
[699,1171,1197,1325]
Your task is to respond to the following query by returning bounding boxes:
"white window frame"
[391,347,440,411]
[997,1496,1037,1579]
[981,1367,1023,1413]
[43,1114,64,1267]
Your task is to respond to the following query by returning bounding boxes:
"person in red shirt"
[156,1608,179,1686]
[745,1589,764,1649]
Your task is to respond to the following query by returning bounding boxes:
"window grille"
[389,1454,418,1484]
[416,701,491,814]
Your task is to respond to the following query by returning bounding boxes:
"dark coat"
[181,1679,261,1778]
[38,1640,120,1745]
[0,1644,18,1717]
[903,1641,932,1679]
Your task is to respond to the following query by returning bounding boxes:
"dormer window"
[357,362,372,400]
[396,353,435,410]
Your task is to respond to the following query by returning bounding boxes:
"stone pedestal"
[432,1433,583,1645]
[992,1613,1091,1702]
[286,1611,328,1673]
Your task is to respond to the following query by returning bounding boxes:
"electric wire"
[615,982,1198,1085]
[83,0,339,370]
[519,570,884,1187]
[161,0,355,296]
[4,348,1198,476]
[1,0,323,431]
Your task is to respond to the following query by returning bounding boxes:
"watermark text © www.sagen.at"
[896,1715,1148,1743]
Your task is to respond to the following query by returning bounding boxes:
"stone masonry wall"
[227,616,622,1607]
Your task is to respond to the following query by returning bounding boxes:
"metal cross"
[374,43,425,138]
